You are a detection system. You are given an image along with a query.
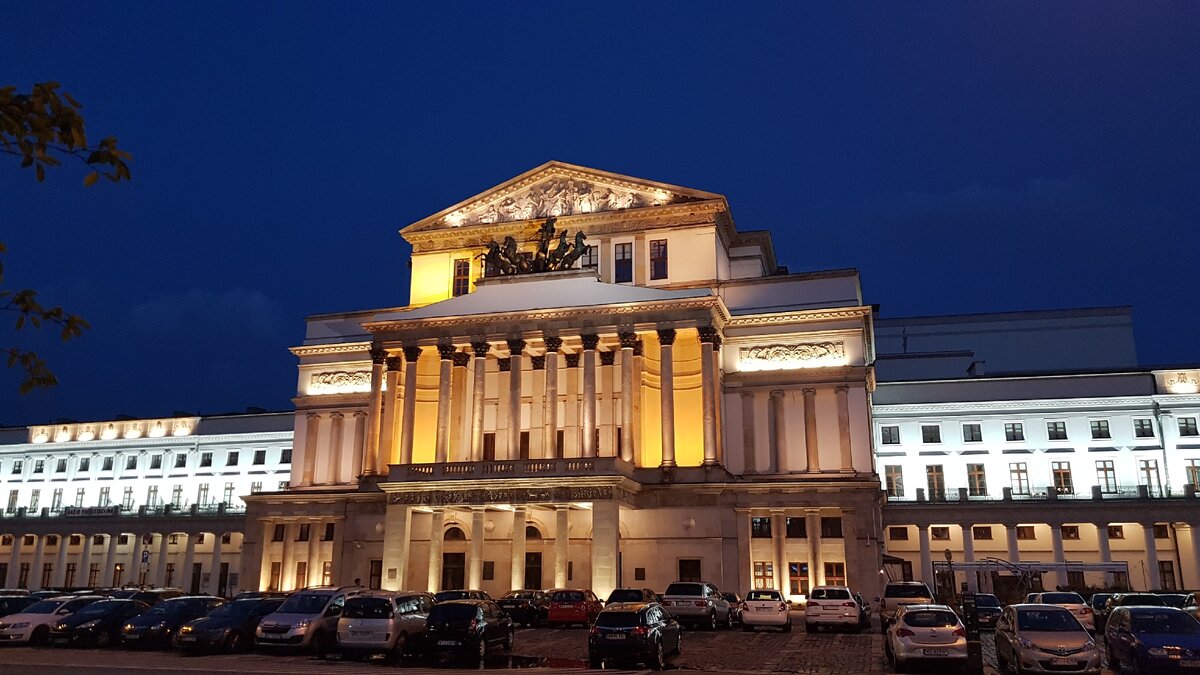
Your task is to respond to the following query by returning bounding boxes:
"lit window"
[452,259,471,297]
[880,426,900,445]
[1004,422,1025,442]
[962,424,982,443]
[1052,461,1074,495]
[967,464,987,497]
[614,243,633,283]
[750,517,772,538]
[931,526,950,541]
[884,465,904,498]
[1046,421,1068,441]
[1009,462,1029,495]
[649,239,668,280]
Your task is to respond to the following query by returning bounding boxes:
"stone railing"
[392,456,633,481]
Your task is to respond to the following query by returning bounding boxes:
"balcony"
[389,456,636,482]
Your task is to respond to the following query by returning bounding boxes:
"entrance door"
[368,560,383,590]
[442,553,466,590]
[525,552,542,590]
[190,563,202,594]
[217,562,229,597]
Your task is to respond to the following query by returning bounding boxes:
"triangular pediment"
[403,161,725,234]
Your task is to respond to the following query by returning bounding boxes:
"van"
[255,585,361,654]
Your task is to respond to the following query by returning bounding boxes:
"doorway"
[525,552,542,590]
[442,553,466,590]
[190,562,202,594]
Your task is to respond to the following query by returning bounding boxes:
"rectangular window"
[150,455,162,470]
[74,488,85,507]
[29,490,39,512]
[820,517,843,538]
[677,559,702,583]
[1004,422,1025,442]
[7,489,17,514]
[649,239,668,280]
[482,561,494,581]
[146,485,159,506]
[482,433,496,461]
[967,464,987,497]
[51,488,63,511]
[1090,420,1111,439]
[582,244,598,269]
[888,527,909,541]
[196,483,209,506]
[175,454,186,468]
[1016,525,1036,540]
[1139,459,1162,495]
[613,243,633,283]
[278,481,289,491]
[931,526,950,541]
[102,456,113,471]
[1052,461,1074,495]
[171,485,183,508]
[78,457,89,472]
[200,452,212,468]
[1108,525,1124,540]
[88,563,99,587]
[253,450,266,465]
[750,517,772,538]
[921,425,941,444]
[1133,418,1155,438]
[785,517,806,538]
[98,486,110,507]
[1096,460,1118,493]
[884,465,904,498]
[519,431,530,460]
[281,448,292,463]
[1187,460,1200,489]
[926,465,945,500]
[452,258,471,297]
[122,487,134,511]
[125,455,137,470]
[1180,417,1199,437]
[1046,421,1068,441]
[11,460,22,475]
[272,524,285,542]
[1160,561,1177,591]
[1009,462,1030,495]
[1154,524,1170,539]
[823,562,846,586]
[973,526,993,540]
[322,561,332,586]
[1062,525,1080,540]
[323,522,335,541]
[56,459,67,473]
[226,451,239,466]
[223,483,234,505]
[269,562,281,591]
[752,561,774,590]
[788,562,809,595]
[33,460,44,474]
[881,426,900,445]
[297,523,311,542]
[962,423,982,443]
[251,482,263,494]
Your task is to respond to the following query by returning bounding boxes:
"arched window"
[525,525,542,539]
[444,526,466,541]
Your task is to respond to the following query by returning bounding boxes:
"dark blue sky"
[2,3,1198,425]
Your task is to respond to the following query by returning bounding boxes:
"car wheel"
[724,611,733,629]
[225,630,243,653]
[743,624,754,632]
[476,637,486,663]
[96,628,114,648]
[783,620,791,633]
[707,611,718,631]
[503,628,513,652]
[391,633,407,663]
[312,630,327,659]
[674,633,681,656]
[652,640,665,670]
[30,625,50,646]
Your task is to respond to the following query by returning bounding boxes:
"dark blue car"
[1104,606,1200,672]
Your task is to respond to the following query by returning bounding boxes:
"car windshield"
[503,591,539,600]
[975,595,1001,608]
[144,601,188,617]
[903,610,958,628]
[1132,611,1200,635]
[1160,595,1188,608]
[75,600,127,616]
[207,600,259,618]
[552,591,585,602]
[429,604,479,621]
[1039,593,1084,605]
[607,590,644,603]
[19,600,63,614]
[811,588,851,600]
[747,591,781,601]
[1121,595,1166,607]
[276,593,330,614]
[344,598,393,619]
[434,591,471,603]
[665,583,704,596]
[596,612,640,628]
[886,585,931,598]
[1018,609,1081,632]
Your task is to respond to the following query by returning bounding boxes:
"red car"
[547,588,602,627]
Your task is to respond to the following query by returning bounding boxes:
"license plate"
[437,640,459,646]
[178,635,197,642]
[922,648,949,656]
[1051,657,1075,666]
[351,630,369,636]
[53,638,68,645]
[1182,661,1200,668]
[756,607,771,612]
[605,634,626,640]
[125,634,139,640]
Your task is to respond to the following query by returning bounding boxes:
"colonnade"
[256,517,341,593]
[739,507,856,595]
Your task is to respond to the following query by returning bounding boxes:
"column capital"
[452,352,471,368]
[770,389,786,399]
[507,338,527,355]
[564,353,580,368]
[543,336,563,352]
[386,355,404,372]
[834,384,849,393]
[403,345,423,363]
[555,504,571,512]
[471,341,491,358]
[531,355,546,370]
[306,412,320,420]
[437,343,457,360]
[581,334,601,351]
[697,325,721,344]
[618,331,639,349]
[330,411,344,420]
[369,347,388,365]
[802,387,817,396]
[353,410,367,419]
[804,507,822,516]
[656,328,677,346]
[599,351,615,366]
[498,358,512,372]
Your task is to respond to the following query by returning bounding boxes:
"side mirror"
[57,608,72,615]
[325,605,342,617]
[874,596,881,603]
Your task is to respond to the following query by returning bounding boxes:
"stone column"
[79,534,94,587]
[1096,522,1114,587]
[917,525,932,586]
[1050,524,1067,589]
[380,356,404,472]
[806,509,824,587]
[770,391,787,473]
[469,342,489,461]
[803,388,819,471]
[306,522,322,587]
[510,506,527,590]
[350,412,367,480]
[1187,524,1200,590]
[302,412,321,486]
[657,329,677,468]
[51,534,70,587]
[836,385,854,472]
[741,393,757,473]
[770,510,787,594]
[600,351,616,456]
[564,353,581,455]
[618,332,637,463]
[399,346,422,465]
[841,508,861,593]
[435,344,456,463]
[591,501,620,601]
[280,524,296,591]
[468,508,485,589]
[961,524,978,592]
[632,341,645,465]
[326,412,344,484]
[101,534,119,588]
[363,347,387,476]
[1143,524,1162,590]
[530,355,546,458]
[1006,525,1021,563]
[508,340,526,459]
[382,504,412,591]
[209,534,225,595]
[5,534,23,588]
[129,535,144,587]
[543,337,562,459]
[29,535,46,589]
[451,353,471,461]
[554,506,570,587]
[712,334,725,464]
[154,533,170,587]
[698,327,720,467]
[329,524,346,587]
[735,510,752,594]
[427,510,445,592]
[259,520,275,591]
[181,534,197,593]
[581,334,600,458]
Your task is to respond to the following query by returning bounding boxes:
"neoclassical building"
[242,162,882,602]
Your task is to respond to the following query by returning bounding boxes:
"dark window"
[33,460,44,474]
[678,559,702,582]
[297,524,310,542]
[1090,420,1111,439]
[150,455,162,470]
[962,424,982,443]
[881,426,900,445]
[614,243,633,283]
[888,527,909,541]
[281,448,292,463]
[921,425,941,443]
[1004,423,1025,442]
[272,524,285,542]
[1134,419,1155,438]
[125,456,137,470]
[482,561,494,581]
[519,431,530,460]
[555,430,564,459]
[750,517,772,538]
[1108,525,1124,540]
[1154,524,1170,539]
[444,526,466,541]
[1160,561,1177,591]
[1047,421,1068,441]
[56,459,67,473]
[482,434,496,461]
[1062,525,1080,540]
[253,450,266,465]
[582,244,598,269]
[634,567,646,581]
[78,458,89,472]
[567,560,573,581]
[452,259,471,297]
[1180,418,1199,437]
[785,517,806,538]
[931,527,950,541]
[649,239,668,280]
[323,523,335,541]
[102,457,113,471]
[973,526,992,540]
[820,517,843,538]
[175,454,186,468]
[1016,526,1035,540]
[200,452,212,468]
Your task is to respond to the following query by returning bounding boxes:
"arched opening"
[526,525,543,540]
[444,526,466,541]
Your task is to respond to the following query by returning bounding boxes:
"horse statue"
[560,231,589,269]
[547,230,571,269]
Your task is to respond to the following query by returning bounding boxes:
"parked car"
[741,589,790,632]
[1089,592,1113,617]
[174,596,284,653]
[49,599,150,647]
[995,604,1100,675]
[121,596,225,648]
[1159,593,1189,609]
[498,590,550,627]
[0,595,104,645]
[878,581,934,634]
[231,591,289,601]
[853,593,873,631]
[424,599,513,663]
[607,588,660,605]
[661,581,732,630]
[1097,593,1166,632]
[720,592,745,624]
[968,593,1002,630]
[1104,606,1200,674]
[1182,592,1200,623]
[883,604,967,670]
[255,585,359,654]
[0,596,36,619]
[805,585,863,633]
[29,590,63,600]
[588,602,680,670]
[547,588,603,627]
[1031,591,1094,631]
[433,589,491,604]
[336,591,432,661]
[0,589,31,596]
[110,588,184,606]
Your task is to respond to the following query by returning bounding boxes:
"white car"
[883,604,967,670]
[0,595,105,644]
[336,591,432,660]
[741,589,790,632]
[1031,592,1094,631]
[804,585,861,632]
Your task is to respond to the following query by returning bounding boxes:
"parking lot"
[0,613,1117,675]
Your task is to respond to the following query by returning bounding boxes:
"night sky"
[2,3,1198,426]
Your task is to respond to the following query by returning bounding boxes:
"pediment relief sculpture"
[442,176,694,228]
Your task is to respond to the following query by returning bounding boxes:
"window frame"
[648,239,668,281]
[1046,420,1068,441]
[920,424,941,444]
[1004,422,1025,442]
[961,423,983,443]
[451,258,471,297]
[613,242,633,283]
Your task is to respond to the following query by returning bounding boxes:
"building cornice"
[725,305,872,328]
[873,394,1200,417]
[0,431,293,454]
[289,341,372,358]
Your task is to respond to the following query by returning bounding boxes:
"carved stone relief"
[442,177,687,228]
[308,370,372,395]
[388,485,635,506]
[738,341,846,370]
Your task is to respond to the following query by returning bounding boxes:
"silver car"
[1031,591,1094,631]
[336,591,433,661]
[661,581,732,630]
[255,585,360,654]
[883,604,967,669]
[995,604,1100,675]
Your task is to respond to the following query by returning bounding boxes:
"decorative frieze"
[737,341,847,371]
[307,370,372,395]
[388,485,635,506]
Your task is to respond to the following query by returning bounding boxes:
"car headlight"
[54,623,69,631]
[1083,640,1096,651]
[122,624,135,633]
[79,620,100,630]
[179,625,193,634]
[293,619,311,630]
[1148,647,1168,657]
[11,622,30,630]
